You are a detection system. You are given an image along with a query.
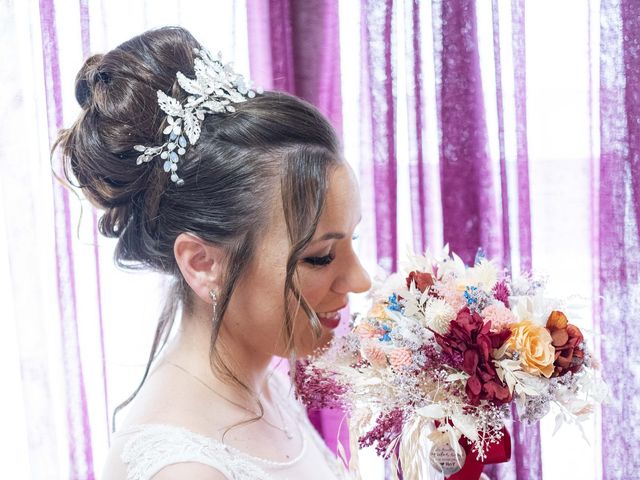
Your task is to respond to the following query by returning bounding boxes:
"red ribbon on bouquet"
[446,427,511,480]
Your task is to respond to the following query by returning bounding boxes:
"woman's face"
[223,162,371,359]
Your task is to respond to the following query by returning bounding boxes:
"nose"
[333,250,372,295]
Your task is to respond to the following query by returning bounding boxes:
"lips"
[316,304,347,330]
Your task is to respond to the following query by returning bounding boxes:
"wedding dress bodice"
[116,372,351,480]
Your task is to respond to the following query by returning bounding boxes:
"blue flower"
[387,294,402,312]
[379,324,392,342]
[464,286,479,306]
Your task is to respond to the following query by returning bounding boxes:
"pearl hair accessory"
[133,48,263,186]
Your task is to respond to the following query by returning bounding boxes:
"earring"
[209,289,218,322]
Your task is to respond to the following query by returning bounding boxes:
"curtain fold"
[485,1,542,478]
[79,0,112,451]
[40,0,95,478]
[438,0,502,267]
[406,0,429,255]
[361,0,398,275]
[599,1,640,479]
[247,0,343,130]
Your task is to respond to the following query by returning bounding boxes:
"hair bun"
[74,54,105,109]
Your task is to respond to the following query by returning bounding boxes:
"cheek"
[224,256,290,349]
[227,281,286,341]
[297,267,334,307]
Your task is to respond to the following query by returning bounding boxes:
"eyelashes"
[302,231,360,268]
[303,254,335,267]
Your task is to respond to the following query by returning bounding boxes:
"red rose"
[433,308,512,405]
[406,271,435,293]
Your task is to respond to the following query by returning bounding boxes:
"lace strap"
[120,424,273,480]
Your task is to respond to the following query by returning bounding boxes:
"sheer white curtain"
[2,0,604,478]
[1,1,248,477]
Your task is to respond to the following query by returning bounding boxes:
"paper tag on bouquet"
[428,430,466,475]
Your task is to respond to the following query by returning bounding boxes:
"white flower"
[464,259,498,289]
[423,298,457,334]
[370,268,405,299]
[436,250,467,278]
[510,292,560,326]
[510,274,532,295]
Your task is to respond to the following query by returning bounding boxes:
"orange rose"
[507,320,555,378]
[546,311,585,376]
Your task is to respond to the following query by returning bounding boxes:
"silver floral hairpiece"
[133,48,263,186]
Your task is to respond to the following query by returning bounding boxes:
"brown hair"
[52,26,343,432]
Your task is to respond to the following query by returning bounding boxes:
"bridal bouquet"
[296,246,610,479]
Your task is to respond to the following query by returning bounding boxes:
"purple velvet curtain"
[362,0,398,274]
[246,0,343,136]
[437,0,503,266]
[246,0,348,458]
[599,1,640,479]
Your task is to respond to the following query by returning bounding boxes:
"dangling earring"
[209,289,218,323]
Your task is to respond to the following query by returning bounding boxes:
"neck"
[161,304,275,400]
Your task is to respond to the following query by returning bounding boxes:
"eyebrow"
[312,232,346,243]
[310,215,362,244]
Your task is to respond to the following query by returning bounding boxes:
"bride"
[55,26,371,479]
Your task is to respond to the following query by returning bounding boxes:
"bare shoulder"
[101,445,227,480]
[150,463,228,480]
[100,428,230,480]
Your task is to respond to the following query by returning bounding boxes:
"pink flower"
[493,280,511,307]
[358,409,405,458]
[482,303,516,332]
[294,361,347,409]
[354,322,383,339]
[389,348,412,369]
[434,277,467,311]
[364,342,388,369]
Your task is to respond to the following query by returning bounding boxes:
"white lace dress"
[116,373,351,480]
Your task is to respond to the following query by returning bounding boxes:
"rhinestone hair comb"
[133,48,263,186]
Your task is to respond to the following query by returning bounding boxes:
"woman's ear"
[173,232,225,304]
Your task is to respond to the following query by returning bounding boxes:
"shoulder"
[149,462,228,480]
[106,424,273,480]
[106,424,235,480]
[103,453,227,479]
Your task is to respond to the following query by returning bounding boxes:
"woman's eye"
[303,254,335,267]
